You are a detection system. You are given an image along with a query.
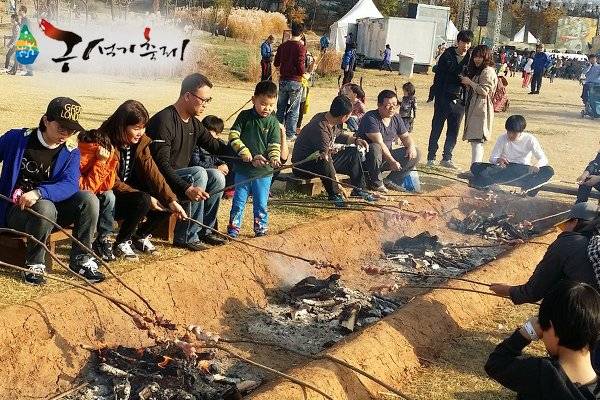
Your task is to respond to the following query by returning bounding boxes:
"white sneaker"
[114,240,139,261]
[134,234,156,254]
[23,263,46,285]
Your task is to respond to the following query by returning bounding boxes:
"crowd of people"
[4,18,600,399]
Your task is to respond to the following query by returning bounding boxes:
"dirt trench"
[0,185,567,399]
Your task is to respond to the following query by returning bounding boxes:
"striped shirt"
[229,108,281,178]
[118,145,134,182]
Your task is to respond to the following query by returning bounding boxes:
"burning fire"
[157,356,172,369]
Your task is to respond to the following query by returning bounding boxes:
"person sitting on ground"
[340,83,366,132]
[227,81,281,237]
[147,73,232,252]
[485,280,600,400]
[84,100,188,261]
[292,95,375,207]
[0,97,104,285]
[398,82,417,133]
[357,89,420,193]
[490,201,599,304]
[189,115,234,198]
[469,115,554,196]
[576,143,600,204]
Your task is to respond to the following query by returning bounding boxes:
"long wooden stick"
[181,216,337,269]
[0,193,158,317]
[529,209,570,224]
[215,344,334,400]
[394,284,508,299]
[390,270,491,287]
[47,381,90,400]
[0,228,144,318]
[0,260,143,316]
[221,338,413,400]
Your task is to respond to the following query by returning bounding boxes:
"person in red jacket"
[274,22,306,141]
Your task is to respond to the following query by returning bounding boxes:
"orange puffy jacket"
[78,141,118,193]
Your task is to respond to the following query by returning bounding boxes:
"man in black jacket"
[147,73,231,251]
[426,30,473,169]
[490,201,600,304]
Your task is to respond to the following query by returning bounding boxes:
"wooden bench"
[151,213,178,242]
[275,172,351,196]
[0,230,70,272]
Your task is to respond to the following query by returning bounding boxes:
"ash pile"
[247,274,401,354]
[63,343,261,400]
[449,210,534,241]
[379,232,502,278]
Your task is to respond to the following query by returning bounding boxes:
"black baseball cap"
[568,201,599,221]
[45,97,84,132]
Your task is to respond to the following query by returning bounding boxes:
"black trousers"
[293,147,365,196]
[260,58,272,81]
[364,144,420,187]
[531,71,543,92]
[114,191,170,243]
[470,162,554,195]
[427,96,465,161]
[4,45,15,69]
[342,69,354,85]
[577,183,600,203]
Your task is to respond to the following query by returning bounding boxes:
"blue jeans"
[276,80,303,138]
[174,166,225,244]
[96,190,116,241]
[227,173,271,237]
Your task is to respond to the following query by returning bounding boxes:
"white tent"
[445,20,458,42]
[513,26,538,44]
[329,0,383,52]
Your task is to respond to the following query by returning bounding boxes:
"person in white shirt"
[469,115,554,196]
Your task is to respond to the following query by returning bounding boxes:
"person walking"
[521,51,534,88]
[460,45,498,168]
[2,14,19,72]
[380,44,392,72]
[260,35,274,81]
[274,22,307,141]
[341,43,357,85]
[530,44,551,94]
[426,30,474,169]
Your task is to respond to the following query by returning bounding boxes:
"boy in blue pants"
[228,81,281,237]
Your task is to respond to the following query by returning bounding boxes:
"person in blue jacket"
[260,35,274,81]
[341,42,357,85]
[0,97,104,285]
[530,44,552,95]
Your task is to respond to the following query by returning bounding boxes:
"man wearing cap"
[490,201,600,304]
[0,97,104,285]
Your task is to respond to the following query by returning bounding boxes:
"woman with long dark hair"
[460,44,498,167]
[80,100,186,261]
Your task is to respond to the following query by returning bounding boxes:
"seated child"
[470,115,554,196]
[190,115,234,198]
[486,280,600,399]
[398,82,417,133]
[227,81,281,237]
[340,83,366,132]
[576,145,600,204]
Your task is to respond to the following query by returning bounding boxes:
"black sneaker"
[350,188,377,202]
[255,231,267,237]
[93,238,116,262]
[383,179,406,192]
[201,233,228,246]
[328,193,347,208]
[174,241,211,252]
[69,256,105,283]
[23,264,46,285]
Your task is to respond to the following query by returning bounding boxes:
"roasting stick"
[527,209,570,224]
[180,215,340,270]
[390,270,491,287]
[0,260,145,317]
[214,344,335,400]
[0,228,145,319]
[221,337,414,400]
[47,381,91,400]
[0,193,160,320]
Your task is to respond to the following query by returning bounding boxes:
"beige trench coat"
[463,66,498,142]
